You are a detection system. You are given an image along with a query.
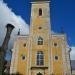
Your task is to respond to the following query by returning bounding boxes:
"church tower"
[29,0,51,75]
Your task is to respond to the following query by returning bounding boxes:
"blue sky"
[3,0,75,46]
[0,0,74,60]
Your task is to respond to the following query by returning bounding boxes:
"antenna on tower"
[17,29,20,35]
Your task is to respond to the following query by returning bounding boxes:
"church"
[10,0,71,75]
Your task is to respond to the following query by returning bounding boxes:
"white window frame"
[36,51,44,65]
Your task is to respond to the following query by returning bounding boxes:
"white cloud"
[0,1,75,61]
[0,1,29,50]
[51,31,55,34]
[70,46,75,60]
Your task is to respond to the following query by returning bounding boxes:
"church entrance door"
[37,72,43,75]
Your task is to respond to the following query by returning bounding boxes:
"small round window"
[21,55,26,60]
[54,56,58,60]
[38,27,42,30]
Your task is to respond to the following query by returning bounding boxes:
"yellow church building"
[10,0,71,75]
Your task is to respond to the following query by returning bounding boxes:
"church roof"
[31,0,50,2]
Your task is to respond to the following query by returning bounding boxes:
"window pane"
[37,54,40,59]
[39,55,43,59]
[37,60,39,65]
[40,60,44,65]
[37,51,44,65]
[38,37,43,45]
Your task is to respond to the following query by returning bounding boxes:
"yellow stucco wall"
[51,35,65,75]
[17,36,29,75]
[10,36,29,75]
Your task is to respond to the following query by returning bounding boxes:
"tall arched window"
[38,37,43,45]
[39,8,42,16]
[37,51,44,65]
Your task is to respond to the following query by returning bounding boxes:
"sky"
[0,0,75,60]
[3,0,75,46]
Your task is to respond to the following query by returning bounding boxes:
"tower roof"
[31,0,50,2]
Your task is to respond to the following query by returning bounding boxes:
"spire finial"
[18,29,20,35]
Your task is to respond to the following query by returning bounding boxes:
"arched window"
[39,8,42,16]
[38,37,43,45]
[37,51,44,65]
